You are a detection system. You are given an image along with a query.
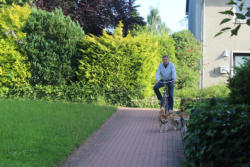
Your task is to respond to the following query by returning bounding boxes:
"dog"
[179,106,190,134]
[158,107,170,132]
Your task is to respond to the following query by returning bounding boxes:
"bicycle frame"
[160,80,174,114]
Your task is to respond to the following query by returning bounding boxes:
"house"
[186,0,250,88]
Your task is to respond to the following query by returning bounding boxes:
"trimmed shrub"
[0,4,31,90]
[172,30,202,89]
[7,83,99,103]
[78,22,175,105]
[183,99,250,166]
[175,83,230,98]
[228,59,250,105]
[22,8,85,86]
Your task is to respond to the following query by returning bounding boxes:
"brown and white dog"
[158,108,170,132]
[179,106,190,134]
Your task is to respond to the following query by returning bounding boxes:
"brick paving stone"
[62,108,185,167]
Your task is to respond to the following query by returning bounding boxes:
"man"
[153,55,177,110]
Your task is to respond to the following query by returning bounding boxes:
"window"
[233,0,250,24]
[233,52,250,68]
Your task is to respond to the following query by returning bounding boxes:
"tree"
[33,0,145,36]
[216,0,250,37]
[147,8,170,34]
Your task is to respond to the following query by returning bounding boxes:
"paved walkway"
[62,107,185,167]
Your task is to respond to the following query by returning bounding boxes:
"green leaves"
[172,30,202,89]
[219,9,234,16]
[227,0,237,5]
[231,24,241,36]
[218,1,250,37]
[22,8,84,86]
[78,23,171,105]
[235,12,246,19]
[183,98,250,166]
[247,19,250,25]
[228,59,250,105]
[220,18,231,25]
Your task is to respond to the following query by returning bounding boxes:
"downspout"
[201,0,205,89]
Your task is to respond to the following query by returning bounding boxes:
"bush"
[175,83,230,98]
[78,22,176,105]
[0,4,31,89]
[172,30,202,89]
[0,0,32,7]
[228,59,250,105]
[22,8,85,86]
[183,99,250,166]
[6,83,99,103]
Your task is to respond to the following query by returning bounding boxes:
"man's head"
[162,55,169,65]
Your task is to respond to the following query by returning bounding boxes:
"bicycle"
[159,80,174,114]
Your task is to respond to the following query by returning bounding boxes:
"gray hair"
[162,55,169,59]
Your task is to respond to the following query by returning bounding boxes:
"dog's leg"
[160,124,164,133]
[164,123,168,132]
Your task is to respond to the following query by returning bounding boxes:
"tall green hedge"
[22,8,85,86]
[77,23,175,105]
[0,4,31,92]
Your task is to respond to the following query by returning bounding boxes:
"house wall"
[203,0,250,87]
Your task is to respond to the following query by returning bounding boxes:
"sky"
[135,0,188,32]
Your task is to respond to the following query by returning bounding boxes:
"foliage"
[172,30,202,89]
[4,83,99,103]
[228,59,250,105]
[0,39,30,88]
[183,98,250,166]
[0,99,115,167]
[217,0,250,36]
[77,22,175,105]
[0,4,31,89]
[22,8,85,86]
[147,7,170,34]
[176,83,230,98]
[0,0,32,7]
[131,96,181,109]
[0,3,31,38]
[33,0,145,36]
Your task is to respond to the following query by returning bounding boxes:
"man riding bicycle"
[153,55,177,110]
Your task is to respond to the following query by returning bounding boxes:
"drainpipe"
[200,0,205,89]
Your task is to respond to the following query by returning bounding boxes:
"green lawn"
[0,99,116,167]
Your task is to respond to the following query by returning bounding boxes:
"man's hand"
[173,80,176,84]
[155,80,159,84]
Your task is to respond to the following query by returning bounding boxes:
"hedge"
[22,8,85,86]
[183,98,250,166]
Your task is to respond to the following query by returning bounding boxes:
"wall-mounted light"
[222,50,228,57]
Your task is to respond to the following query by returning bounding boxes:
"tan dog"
[158,108,170,132]
[179,106,190,134]
[168,112,181,130]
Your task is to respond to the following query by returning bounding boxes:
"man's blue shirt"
[156,62,177,81]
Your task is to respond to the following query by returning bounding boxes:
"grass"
[0,98,116,167]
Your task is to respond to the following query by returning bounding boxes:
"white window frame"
[231,51,250,77]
